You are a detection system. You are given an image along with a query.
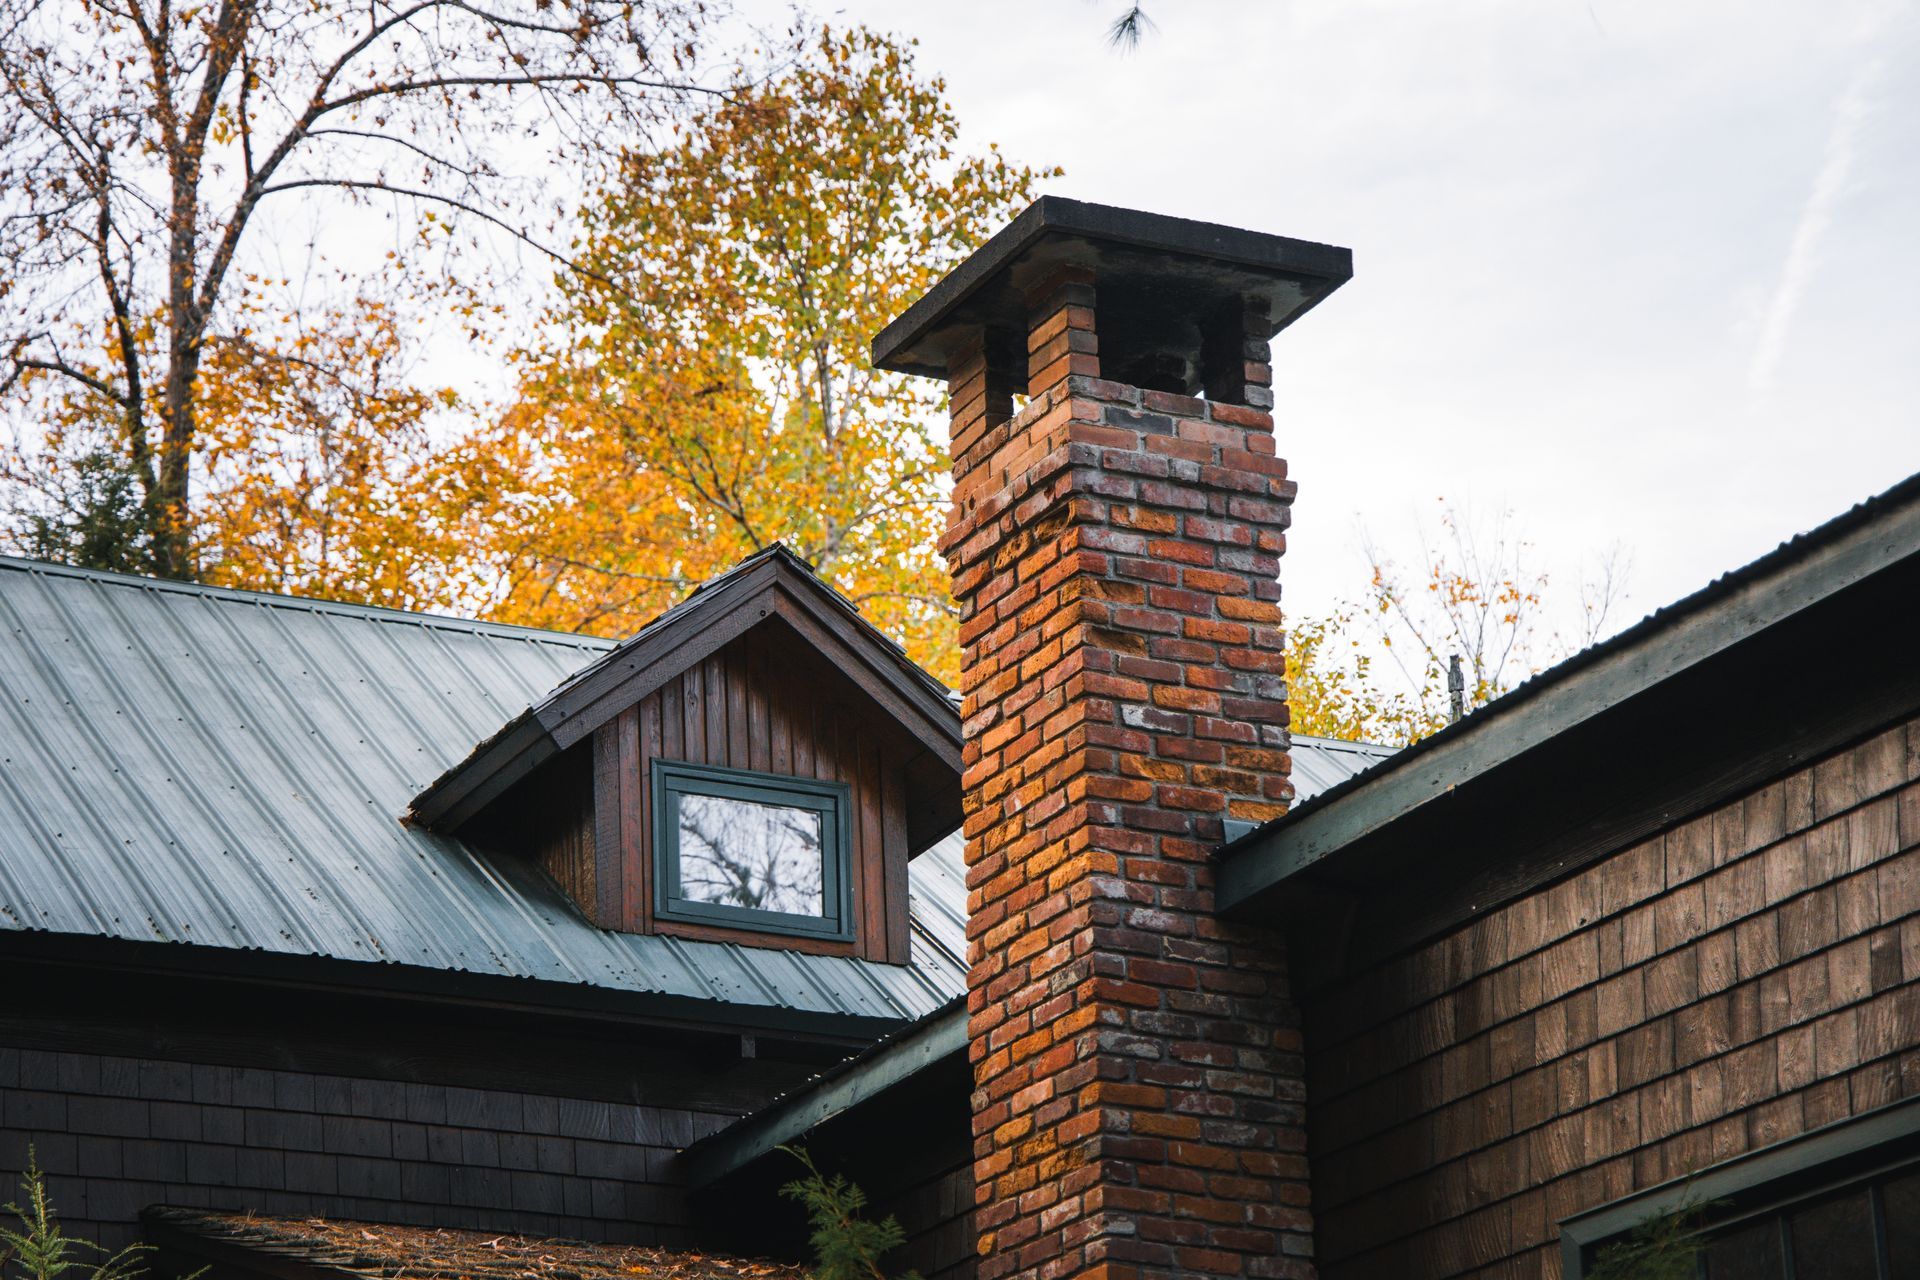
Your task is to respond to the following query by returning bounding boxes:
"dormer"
[407,548,962,963]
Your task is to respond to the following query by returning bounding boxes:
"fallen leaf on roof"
[144,1208,809,1280]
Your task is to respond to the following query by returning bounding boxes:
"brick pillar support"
[941,279,1316,1280]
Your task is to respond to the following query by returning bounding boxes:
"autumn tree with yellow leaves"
[0,0,709,577]
[1286,501,1629,746]
[3,17,1050,683]
[454,28,1055,681]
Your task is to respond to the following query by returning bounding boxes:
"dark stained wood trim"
[748,628,771,774]
[564,627,924,962]
[904,749,962,854]
[635,695,661,934]
[411,716,556,831]
[540,559,959,767]
[766,588,961,772]
[727,642,751,768]
[616,706,644,932]
[411,552,961,838]
[592,719,620,928]
[858,733,885,960]
[653,915,861,958]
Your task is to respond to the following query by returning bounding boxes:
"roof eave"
[682,996,966,1188]
[406,547,962,835]
[1217,471,1920,912]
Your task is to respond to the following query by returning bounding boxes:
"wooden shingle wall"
[1304,715,1920,1279]
[0,1047,732,1254]
[872,1143,974,1280]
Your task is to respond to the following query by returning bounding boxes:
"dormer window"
[653,761,853,941]
[412,547,962,964]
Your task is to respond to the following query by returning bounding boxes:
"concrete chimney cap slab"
[871,195,1353,381]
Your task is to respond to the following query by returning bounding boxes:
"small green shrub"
[778,1146,920,1280]
[1,1152,158,1280]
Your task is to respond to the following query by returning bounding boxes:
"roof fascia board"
[542,568,961,760]
[409,558,787,827]
[0,928,900,1044]
[409,714,556,830]
[541,561,787,747]
[683,1000,966,1188]
[411,554,960,830]
[1218,481,1920,911]
[763,587,963,768]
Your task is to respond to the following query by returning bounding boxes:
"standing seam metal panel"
[0,561,960,1024]
[0,560,1384,1027]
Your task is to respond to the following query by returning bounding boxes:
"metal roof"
[0,554,1388,1033]
[1286,733,1397,804]
[0,556,964,1030]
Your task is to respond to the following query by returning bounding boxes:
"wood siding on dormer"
[530,749,595,913]
[591,621,914,964]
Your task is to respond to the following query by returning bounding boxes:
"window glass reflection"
[675,792,825,916]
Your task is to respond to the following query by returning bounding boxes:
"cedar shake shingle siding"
[0,1047,730,1254]
[1304,716,1920,1279]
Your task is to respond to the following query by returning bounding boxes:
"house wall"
[0,968,838,1257]
[591,619,916,963]
[879,1157,973,1280]
[1,1046,723,1253]
[1302,714,1920,1279]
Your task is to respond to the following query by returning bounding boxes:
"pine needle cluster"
[777,1147,920,1280]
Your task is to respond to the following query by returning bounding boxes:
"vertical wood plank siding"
[591,622,917,963]
[1304,716,1920,1279]
[531,751,596,916]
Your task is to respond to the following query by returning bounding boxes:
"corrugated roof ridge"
[0,554,616,650]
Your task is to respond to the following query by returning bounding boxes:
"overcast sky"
[733,0,1920,635]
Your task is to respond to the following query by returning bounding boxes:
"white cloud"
[1747,54,1887,397]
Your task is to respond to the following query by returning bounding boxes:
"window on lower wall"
[651,760,854,941]
[1561,1100,1920,1279]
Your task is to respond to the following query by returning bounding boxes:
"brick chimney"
[874,198,1352,1280]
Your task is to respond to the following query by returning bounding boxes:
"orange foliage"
[6,26,1052,684]
[449,27,1057,683]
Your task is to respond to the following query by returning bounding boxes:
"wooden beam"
[682,1001,966,1188]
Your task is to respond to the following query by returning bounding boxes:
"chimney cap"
[872,196,1353,380]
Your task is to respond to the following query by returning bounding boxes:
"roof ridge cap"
[0,554,616,649]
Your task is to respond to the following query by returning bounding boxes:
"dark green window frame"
[651,759,854,942]
[1560,1098,1920,1278]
